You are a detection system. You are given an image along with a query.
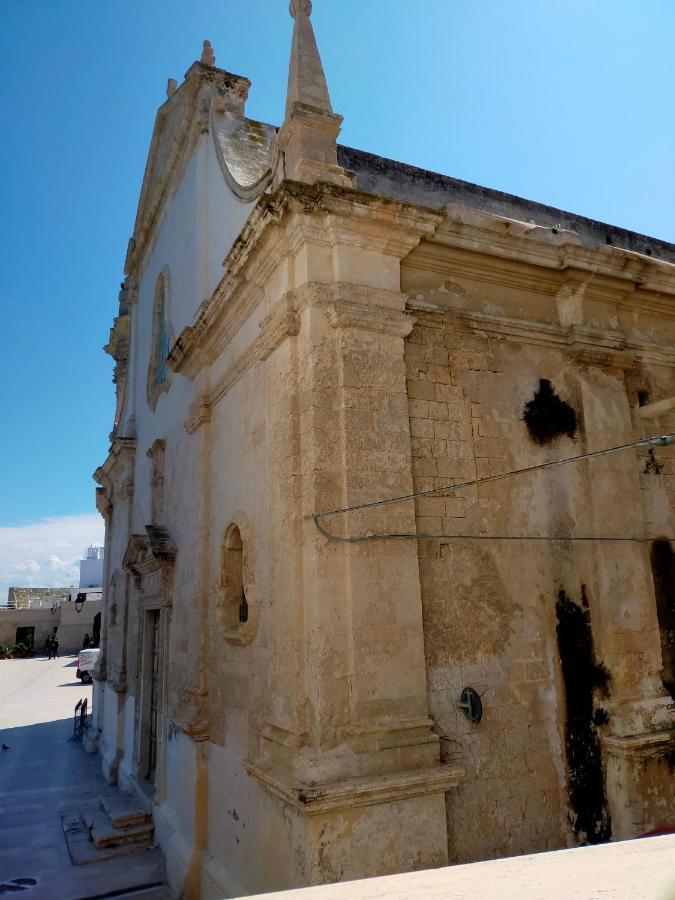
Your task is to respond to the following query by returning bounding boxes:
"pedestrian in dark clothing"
[83,633,91,650]
[46,636,53,659]
[52,638,59,659]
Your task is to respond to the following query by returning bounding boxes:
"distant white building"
[79,545,104,589]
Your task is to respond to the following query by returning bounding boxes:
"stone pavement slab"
[0,656,171,900]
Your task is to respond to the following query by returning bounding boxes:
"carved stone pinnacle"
[201,39,216,67]
[290,0,312,19]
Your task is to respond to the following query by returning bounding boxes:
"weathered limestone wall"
[6,587,70,609]
[0,608,57,650]
[402,251,675,861]
[405,315,572,861]
[58,600,102,654]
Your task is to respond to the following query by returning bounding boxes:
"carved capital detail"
[322,297,414,338]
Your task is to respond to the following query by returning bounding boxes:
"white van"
[76,648,100,684]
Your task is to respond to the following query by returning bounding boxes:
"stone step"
[100,793,152,828]
[85,809,154,850]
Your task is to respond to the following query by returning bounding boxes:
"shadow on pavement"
[0,717,167,899]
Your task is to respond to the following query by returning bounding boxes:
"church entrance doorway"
[138,606,164,787]
[147,609,161,781]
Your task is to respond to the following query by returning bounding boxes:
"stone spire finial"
[285,0,332,119]
[273,0,354,189]
[289,0,312,18]
[201,40,216,67]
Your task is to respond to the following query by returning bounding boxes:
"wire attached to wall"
[311,433,675,544]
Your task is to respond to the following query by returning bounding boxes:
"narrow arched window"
[147,272,173,408]
[219,519,259,644]
[152,279,169,389]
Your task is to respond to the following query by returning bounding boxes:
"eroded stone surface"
[94,6,675,898]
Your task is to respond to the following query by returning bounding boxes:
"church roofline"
[337,145,675,265]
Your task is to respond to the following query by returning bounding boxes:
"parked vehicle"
[76,648,100,684]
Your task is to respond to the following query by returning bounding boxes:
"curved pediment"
[211,104,274,201]
[125,61,270,277]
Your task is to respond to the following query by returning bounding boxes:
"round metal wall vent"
[459,687,483,724]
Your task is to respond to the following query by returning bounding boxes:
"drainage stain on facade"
[649,538,675,700]
[555,587,611,844]
[523,379,577,445]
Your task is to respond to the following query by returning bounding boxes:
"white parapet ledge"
[241,834,675,900]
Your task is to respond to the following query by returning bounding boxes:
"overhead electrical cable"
[311,433,675,544]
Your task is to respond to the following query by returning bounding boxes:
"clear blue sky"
[1,0,674,529]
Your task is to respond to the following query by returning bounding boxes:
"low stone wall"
[6,587,70,609]
[58,600,102,654]
[0,600,102,655]
[0,608,56,651]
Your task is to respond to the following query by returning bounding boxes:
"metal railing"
[68,698,89,743]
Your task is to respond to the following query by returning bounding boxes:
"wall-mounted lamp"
[75,592,86,614]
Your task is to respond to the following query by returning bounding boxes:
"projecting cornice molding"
[170,182,441,382]
[244,762,464,816]
[406,302,675,370]
[94,437,137,499]
[183,292,300,434]
[122,526,177,580]
[409,209,675,305]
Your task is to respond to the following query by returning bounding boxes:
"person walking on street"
[52,637,59,659]
[46,636,53,660]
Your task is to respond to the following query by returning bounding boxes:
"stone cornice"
[409,222,675,306]
[94,437,137,489]
[244,762,464,816]
[183,293,300,433]
[171,182,440,379]
[95,486,112,521]
[407,301,675,370]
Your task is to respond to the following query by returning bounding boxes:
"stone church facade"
[92,3,675,896]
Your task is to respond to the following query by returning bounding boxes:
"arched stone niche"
[219,516,259,645]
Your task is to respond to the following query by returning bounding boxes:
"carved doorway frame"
[123,528,176,803]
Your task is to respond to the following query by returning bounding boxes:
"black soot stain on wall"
[523,379,577,445]
[650,538,675,699]
[556,587,611,844]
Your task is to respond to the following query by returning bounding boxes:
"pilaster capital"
[322,296,414,338]
[298,283,414,338]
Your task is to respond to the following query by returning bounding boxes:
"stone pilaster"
[574,358,675,836]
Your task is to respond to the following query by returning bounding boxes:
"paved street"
[0,656,169,899]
